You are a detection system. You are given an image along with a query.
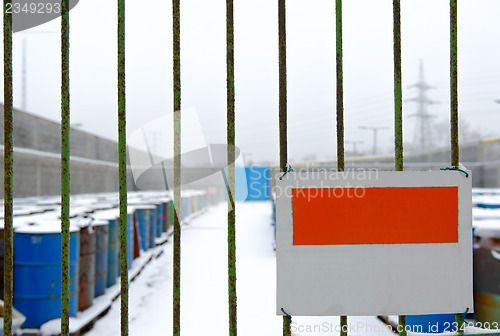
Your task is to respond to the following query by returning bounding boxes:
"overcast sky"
[2,0,500,164]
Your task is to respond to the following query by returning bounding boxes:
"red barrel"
[78,224,96,311]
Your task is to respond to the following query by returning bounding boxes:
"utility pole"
[406,60,439,149]
[359,126,388,155]
[18,31,56,111]
[346,140,363,154]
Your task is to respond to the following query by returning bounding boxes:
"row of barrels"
[472,188,500,326]
[0,190,209,330]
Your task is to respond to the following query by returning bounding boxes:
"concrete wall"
[0,106,118,162]
[0,105,136,198]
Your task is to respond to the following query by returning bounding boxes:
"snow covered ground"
[85,202,394,336]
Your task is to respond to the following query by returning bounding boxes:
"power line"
[405,59,439,149]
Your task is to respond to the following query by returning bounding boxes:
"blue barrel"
[93,221,109,297]
[163,199,173,232]
[106,217,119,287]
[182,197,191,219]
[93,209,121,283]
[135,208,151,250]
[197,194,204,212]
[127,212,134,268]
[13,224,80,329]
[169,201,174,229]
[156,204,163,237]
[161,202,169,233]
[190,196,196,214]
[169,201,175,229]
[149,208,157,248]
[93,210,120,287]
[179,198,185,220]
[154,197,171,233]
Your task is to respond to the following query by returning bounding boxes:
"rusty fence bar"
[172,0,181,334]
[392,0,406,334]
[117,0,129,334]
[60,0,71,334]
[450,0,458,168]
[450,0,462,331]
[2,1,13,335]
[336,0,348,335]
[4,0,497,335]
[226,0,237,334]
[336,0,344,173]
[393,0,403,173]
[278,0,290,335]
[278,0,287,176]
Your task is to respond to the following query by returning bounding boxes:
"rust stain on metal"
[336,0,344,172]
[78,227,96,311]
[3,1,13,335]
[60,0,71,334]
[279,0,287,175]
[450,0,459,167]
[340,316,348,336]
[393,0,403,171]
[226,0,237,334]
[278,0,291,334]
[117,0,129,333]
[172,0,181,334]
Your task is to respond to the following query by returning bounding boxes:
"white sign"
[276,170,472,316]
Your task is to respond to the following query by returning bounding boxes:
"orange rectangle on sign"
[292,187,458,245]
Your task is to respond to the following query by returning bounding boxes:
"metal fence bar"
[226,0,237,334]
[336,0,344,173]
[60,0,71,334]
[450,0,458,167]
[278,0,291,335]
[340,316,347,336]
[117,0,128,334]
[2,1,13,335]
[398,316,406,336]
[172,0,181,334]
[393,0,403,172]
[278,0,287,175]
[336,1,348,335]
[392,1,406,334]
[450,0,462,331]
